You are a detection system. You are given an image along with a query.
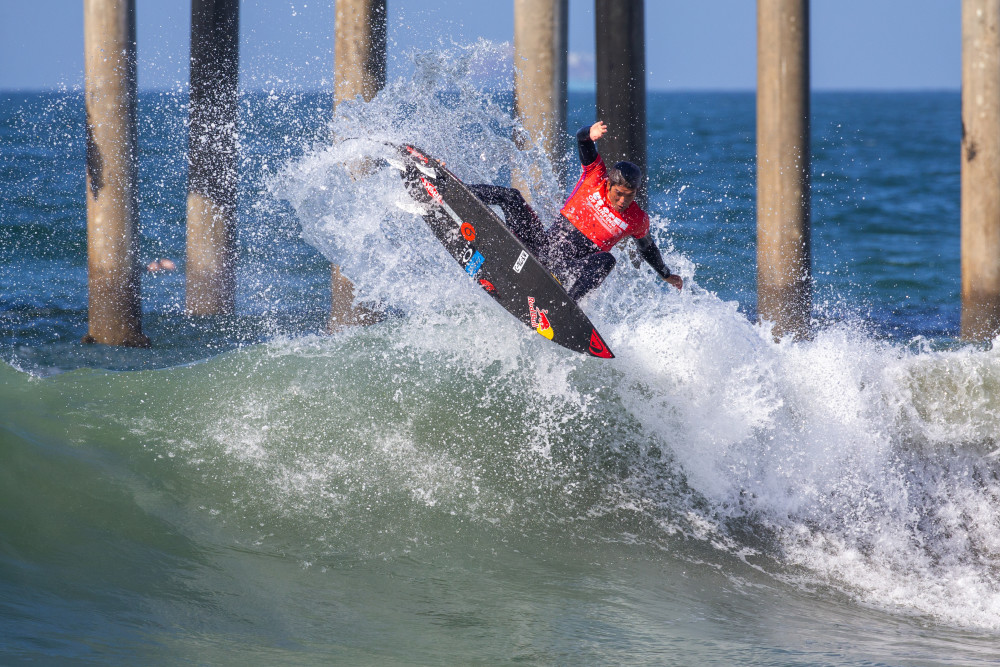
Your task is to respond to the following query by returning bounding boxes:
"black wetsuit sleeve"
[635,234,673,280]
[576,126,599,167]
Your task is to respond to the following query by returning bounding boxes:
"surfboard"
[389,143,614,359]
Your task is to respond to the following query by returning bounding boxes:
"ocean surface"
[3,46,1000,665]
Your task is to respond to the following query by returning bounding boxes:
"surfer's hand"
[589,121,607,141]
[666,274,683,290]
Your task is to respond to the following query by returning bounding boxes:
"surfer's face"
[607,183,636,212]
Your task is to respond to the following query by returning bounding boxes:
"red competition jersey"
[560,156,650,252]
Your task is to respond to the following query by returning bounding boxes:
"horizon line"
[0,86,963,95]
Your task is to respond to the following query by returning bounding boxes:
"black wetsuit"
[469,127,674,300]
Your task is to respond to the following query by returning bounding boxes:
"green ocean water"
[3,45,1000,665]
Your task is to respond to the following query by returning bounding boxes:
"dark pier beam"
[186,0,240,316]
[595,0,647,207]
[961,0,1000,340]
[82,0,148,347]
[756,0,812,340]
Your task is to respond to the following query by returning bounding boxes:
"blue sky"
[0,1,960,92]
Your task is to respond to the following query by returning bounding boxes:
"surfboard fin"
[413,162,437,179]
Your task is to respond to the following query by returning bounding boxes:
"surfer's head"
[610,161,642,189]
[607,161,642,211]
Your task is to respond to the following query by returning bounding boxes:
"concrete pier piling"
[82,0,148,347]
[961,0,1000,341]
[595,0,647,207]
[329,0,387,331]
[186,0,240,316]
[335,0,387,108]
[756,0,812,340]
[513,0,568,189]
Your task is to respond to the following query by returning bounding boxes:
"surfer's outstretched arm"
[576,125,601,166]
[635,234,683,290]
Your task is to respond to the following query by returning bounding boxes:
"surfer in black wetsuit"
[469,122,681,301]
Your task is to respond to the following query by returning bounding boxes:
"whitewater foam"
[269,42,1000,631]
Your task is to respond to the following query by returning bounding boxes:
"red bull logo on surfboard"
[527,296,554,340]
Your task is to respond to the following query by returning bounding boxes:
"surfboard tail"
[587,329,614,359]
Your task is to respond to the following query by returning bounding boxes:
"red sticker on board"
[588,329,613,358]
[405,145,429,163]
[420,176,442,204]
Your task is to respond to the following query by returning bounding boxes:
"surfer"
[469,121,682,300]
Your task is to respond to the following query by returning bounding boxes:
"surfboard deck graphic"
[389,143,613,359]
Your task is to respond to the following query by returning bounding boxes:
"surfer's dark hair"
[608,161,642,190]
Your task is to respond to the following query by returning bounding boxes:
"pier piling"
[513,0,568,190]
[330,0,387,331]
[82,0,148,347]
[186,0,240,316]
[961,0,1000,341]
[595,0,647,208]
[756,0,812,340]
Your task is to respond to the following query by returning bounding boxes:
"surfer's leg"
[540,216,599,282]
[541,223,609,299]
[467,185,546,254]
[566,252,617,301]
